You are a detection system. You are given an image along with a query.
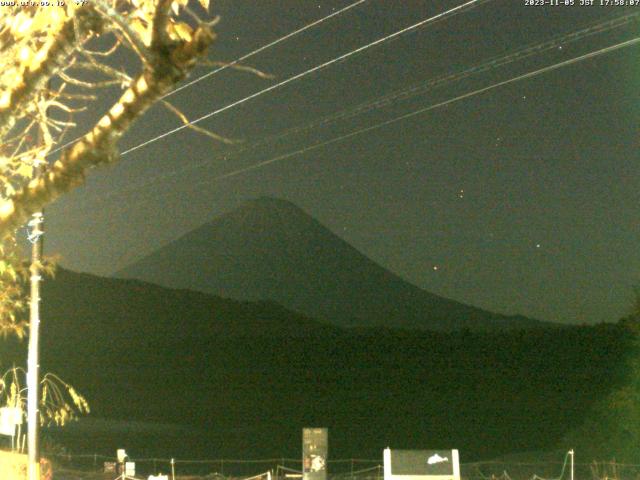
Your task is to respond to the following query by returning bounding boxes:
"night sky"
[40,0,639,325]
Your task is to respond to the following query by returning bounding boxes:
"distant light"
[433,266,439,271]
[536,244,541,248]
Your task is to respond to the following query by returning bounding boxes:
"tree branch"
[0,8,100,139]
[92,0,153,65]
[161,100,235,144]
[0,22,215,238]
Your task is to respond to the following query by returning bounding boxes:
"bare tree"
[0,0,218,335]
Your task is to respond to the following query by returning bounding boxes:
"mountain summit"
[115,197,546,331]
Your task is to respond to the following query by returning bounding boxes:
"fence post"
[569,449,574,480]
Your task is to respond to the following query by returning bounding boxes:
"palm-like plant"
[0,366,89,432]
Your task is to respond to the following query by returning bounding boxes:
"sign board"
[383,449,460,480]
[303,428,328,480]
[148,476,168,480]
[117,449,127,463]
[0,407,22,437]
[125,462,136,476]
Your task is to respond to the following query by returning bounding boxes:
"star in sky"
[43,0,639,326]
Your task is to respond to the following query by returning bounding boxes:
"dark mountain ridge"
[0,268,629,462]
[116,197,551,331]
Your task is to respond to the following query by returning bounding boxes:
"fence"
[47,455,381,479]
[460,457,640,480]
[45,453,640,480]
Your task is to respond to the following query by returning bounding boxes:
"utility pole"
[26,91,49,480]
[26,208,43,480]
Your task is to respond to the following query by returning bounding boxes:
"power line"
[164,0,368,99]
[118,0,490,157]
[53,31,640,221]
[48,0,368,157]
[324,10,639,125]
[187,36,640,183]
[51,34,640,223]
[86,10,640,202]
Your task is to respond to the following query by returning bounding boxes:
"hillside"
[0,269,628,461]
[115,197,550,331]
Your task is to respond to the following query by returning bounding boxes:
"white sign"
[383,449,460,480]
[125,462,136,476]
[0,407,22,436]
[117,449,127,462]
[148,476,168,480]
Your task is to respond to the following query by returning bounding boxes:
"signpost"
[114,449,137,480]
[303,428,328,480]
